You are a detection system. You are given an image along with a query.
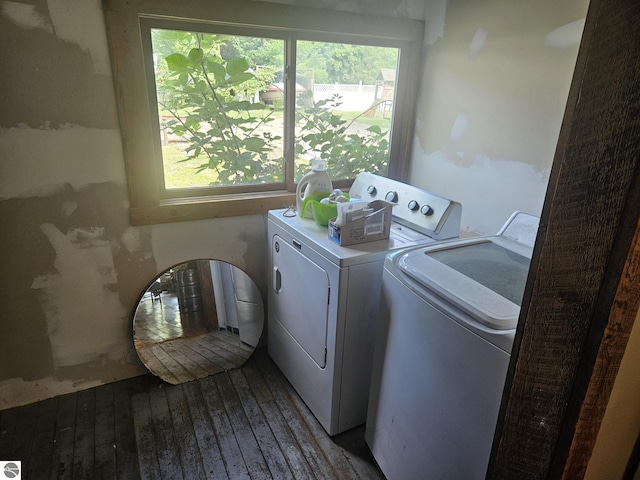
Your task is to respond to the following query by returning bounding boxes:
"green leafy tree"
[295,95,389,179]
[227,37,284,70]
[154,30,392,185]
[153,30,280,185]
[297,42,398,84]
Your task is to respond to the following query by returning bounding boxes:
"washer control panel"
[349,172,461,240]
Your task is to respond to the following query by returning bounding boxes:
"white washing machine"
[366,211,539,479]
[267,172,462,435]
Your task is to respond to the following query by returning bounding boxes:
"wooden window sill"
[130,192,296,225]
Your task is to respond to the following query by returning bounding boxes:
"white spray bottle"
[296,158,333,218]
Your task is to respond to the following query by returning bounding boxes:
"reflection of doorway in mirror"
[133,260,263,384]
[211,261,263,347]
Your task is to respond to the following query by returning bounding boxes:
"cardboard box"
[328,200,392,246]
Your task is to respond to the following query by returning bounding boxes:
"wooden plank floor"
[0,348,385,479]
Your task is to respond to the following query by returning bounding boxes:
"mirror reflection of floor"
[134,292,254,384]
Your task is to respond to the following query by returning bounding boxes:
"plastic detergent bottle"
[296,158,333,218]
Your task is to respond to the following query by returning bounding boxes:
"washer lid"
[397,237,532,330]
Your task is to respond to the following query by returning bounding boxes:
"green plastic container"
[301,193,350,226]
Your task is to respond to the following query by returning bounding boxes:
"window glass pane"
[150,29,285,191]
[294,41,399,182]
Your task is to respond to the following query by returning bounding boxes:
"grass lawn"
[162,143,220,189]
[339,111,391,130]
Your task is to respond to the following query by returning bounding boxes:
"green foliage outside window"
[153,30,282,185]
[294,96,389,180]
[152,29,393,188]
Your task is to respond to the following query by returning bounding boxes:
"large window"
[104,0,424,224]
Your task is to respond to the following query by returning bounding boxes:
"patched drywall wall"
[0,0,268,409]
[257,0,425,19]
[0,1,117,128]
[410,0,589,235]
[1,0,415,411]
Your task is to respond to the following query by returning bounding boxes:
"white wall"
[585,308,640,480]
[410,0,589,235]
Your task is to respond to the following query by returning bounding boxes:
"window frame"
[103,0,425,225]
[141,20,291,199]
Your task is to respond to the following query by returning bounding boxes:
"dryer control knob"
[408,200,419,211]
[421,205,434,216]
[385,191,398,203]
[367,185,377,196]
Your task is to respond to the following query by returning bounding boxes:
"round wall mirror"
[133,260,264,384]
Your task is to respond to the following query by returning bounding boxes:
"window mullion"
[283,35,297,193]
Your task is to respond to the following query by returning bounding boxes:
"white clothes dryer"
[366,211,539,479]
[267,173,462,435]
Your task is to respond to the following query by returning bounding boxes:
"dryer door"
[271,234,330,368]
